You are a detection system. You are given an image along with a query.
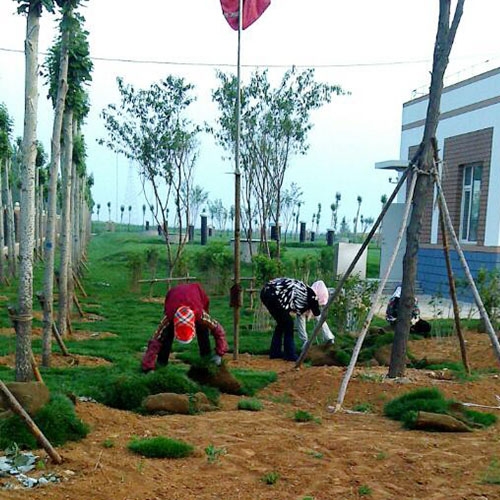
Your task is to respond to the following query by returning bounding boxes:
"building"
[378,66,500,296]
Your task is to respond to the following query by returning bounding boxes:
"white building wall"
[399,70,500,247]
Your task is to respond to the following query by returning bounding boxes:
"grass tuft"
[128,436,194,458]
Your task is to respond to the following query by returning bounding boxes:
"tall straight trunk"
[3,158,16,278]
[36,169,44,260]
[41,25,70,366]
[0,161,4,283]
[389,0,465,378]
[16,3,40,382]
[57,108,73,337]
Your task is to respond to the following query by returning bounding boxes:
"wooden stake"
[30,353,43,384]
[0,379,62,464]
[36,292,70,356]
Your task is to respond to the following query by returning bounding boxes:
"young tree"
[389,0,465,378]
[315,202,322,235]
[212,68,344,258]
[14,0,55,381]
[187,184,208,228]
[353,195,362,238]
[100,76,199,275]
[281,182,302,243]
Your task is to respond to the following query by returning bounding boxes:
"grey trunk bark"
[57,109,73,337]
[16,5,40,382]
[41,25,70,366]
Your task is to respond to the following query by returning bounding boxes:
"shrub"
[293,410,320,423]
[128,436,194,458]
[252,254,282,286]
[237,398,263,411]
[0,393,89,450]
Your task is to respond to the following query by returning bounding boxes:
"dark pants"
[388,319,432,337]
[157,323,212,366]
[260,287,297,361]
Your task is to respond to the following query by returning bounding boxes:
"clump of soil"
[187,363,243,394]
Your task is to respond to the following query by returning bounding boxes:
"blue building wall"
[417,247,500,299]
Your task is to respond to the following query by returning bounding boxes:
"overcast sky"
[1,1,499,228]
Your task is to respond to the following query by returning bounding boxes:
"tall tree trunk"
[57,108,73,337]
[41,24,69,366]
[0,161,5,283]
[388,0,465,378]
[3,158,17,278]
[16,3,41,382]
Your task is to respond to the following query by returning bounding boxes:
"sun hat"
[311,280,329,306]
[173,306,196,344]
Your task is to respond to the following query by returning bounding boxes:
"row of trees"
[4,0,93,381]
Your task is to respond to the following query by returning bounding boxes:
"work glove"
[212,354,222,366]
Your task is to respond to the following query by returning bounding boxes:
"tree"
[142,203,146,229]
[212,67,344,258]
[52,7,92,339]
[100,76,199,275]
[14,0,55,381]
[188,185,208,228]
[315,202,322,235]
[353,195,362,238]
[96,203,101,221]
[389,0,465,378]
[107,201,111,221]
[127,205,132,230]
[380,194,388,211]
[120,204,125,224]
[40,0,78,365]
[281,182,302,243]
[0,104,13,284]
[330,191,341,233]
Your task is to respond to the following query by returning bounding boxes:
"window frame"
[459,163,482,244]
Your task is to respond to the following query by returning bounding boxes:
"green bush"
[0,393,89,450]
[252,254,282,286]
[128,436,194,458]
[237,398,263,411]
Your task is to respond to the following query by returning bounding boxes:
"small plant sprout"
[358,484,372,496]
[205,444,227,464]
[261,471,280,485]
[102,438,115,448]
[293,410,320,424]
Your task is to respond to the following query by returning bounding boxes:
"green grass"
[128,436,194,458]
[384,387,497,430]
[0,393,89,450]
[237,397,263,411]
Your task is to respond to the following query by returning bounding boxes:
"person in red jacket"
[141,283,229,372]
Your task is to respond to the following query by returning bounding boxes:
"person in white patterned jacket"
[260,277,321,361]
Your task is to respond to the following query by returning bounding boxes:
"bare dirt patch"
[0,352,111,369]
[2,332,500,499]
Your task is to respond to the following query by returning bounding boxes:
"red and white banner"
[220,0,271,30]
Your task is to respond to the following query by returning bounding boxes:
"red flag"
[221,0,271,30]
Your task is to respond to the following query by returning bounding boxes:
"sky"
[1,1,499,230]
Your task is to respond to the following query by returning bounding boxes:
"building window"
[460,165,482,243]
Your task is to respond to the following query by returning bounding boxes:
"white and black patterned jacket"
[262,278,321,316]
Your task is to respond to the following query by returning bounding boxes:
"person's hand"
[212,354,222,366]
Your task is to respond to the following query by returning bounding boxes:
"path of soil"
[2,332,500,499]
